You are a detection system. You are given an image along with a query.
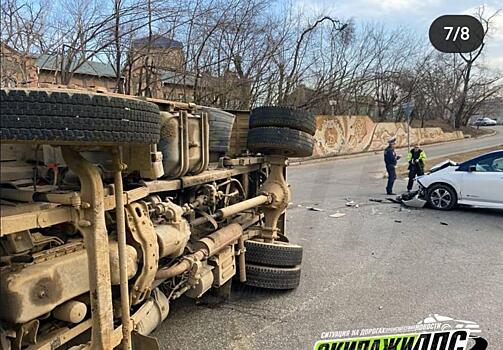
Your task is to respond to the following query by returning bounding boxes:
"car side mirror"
[468,165,477,172]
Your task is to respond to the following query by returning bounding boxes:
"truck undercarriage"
[0,88,315,349]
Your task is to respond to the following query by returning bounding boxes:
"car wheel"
[427,184,457,210]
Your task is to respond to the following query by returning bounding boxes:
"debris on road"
[394,220,402,223]
[440,222,449,226]
[399,191,427,208]
[345,201,357,207]
[307,207,324,212]
[329,212,346,218]
[369,198,383,203]
[386,197,401,204]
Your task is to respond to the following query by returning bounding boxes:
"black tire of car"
[244,264,301,290]
[0,88,161,144]
[426,183,457,210]
[249,106,316,136]
[244,240,303,267]
[247,127,314,158]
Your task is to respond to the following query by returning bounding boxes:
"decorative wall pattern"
[313,115,465,158]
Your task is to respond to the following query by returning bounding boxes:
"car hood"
[428,159,458,174]
[416,160,458,184]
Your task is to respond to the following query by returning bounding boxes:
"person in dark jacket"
[406,143,427,191]
[384,138,400,195]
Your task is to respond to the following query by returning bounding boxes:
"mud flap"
[132,331,159,350]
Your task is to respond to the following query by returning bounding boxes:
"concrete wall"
[313,115,465,158]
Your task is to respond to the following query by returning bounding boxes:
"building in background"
[1,42,118,90]
[128,35,186,98]
[2,37,252,109]
[128,35,251,108]
[1,42,38,87]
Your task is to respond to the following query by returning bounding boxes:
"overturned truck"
[0,89,316,349]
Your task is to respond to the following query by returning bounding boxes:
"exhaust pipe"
[155,223,242,280]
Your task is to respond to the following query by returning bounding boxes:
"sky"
[293,0,503,70]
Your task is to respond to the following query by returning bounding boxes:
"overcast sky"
[293,0,503,70]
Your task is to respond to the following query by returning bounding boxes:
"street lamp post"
[402,100,415,151]
[329,100,337,116]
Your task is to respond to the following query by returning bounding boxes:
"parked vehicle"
[413,150,503,210]
[473,117,498,126]
[0,88,315,349]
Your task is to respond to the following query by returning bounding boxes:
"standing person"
[406,143,427,191]
[384,138,400,195]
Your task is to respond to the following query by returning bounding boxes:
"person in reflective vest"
[406,144,427,191]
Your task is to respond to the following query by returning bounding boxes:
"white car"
[414,150,503,210]
[473,117,497,126]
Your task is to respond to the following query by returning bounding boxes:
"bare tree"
[451,6,502,128]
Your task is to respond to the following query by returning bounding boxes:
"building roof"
[132,35,183,50]
[36,54,117,78]
[161,70,196,87]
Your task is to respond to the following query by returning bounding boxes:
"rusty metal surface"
[0,240,137,324]
[61,147,114,349]
[155,224,243,280]
[0,204,75,237]
[259,156,291,242]
[112,149,132,350]
[13,319,39,349]
[159,112,187,179]
[209,245,236,287]
[144,164,262,193]
[125,202,159,305]
[216,195,269,219]
[0,244,89,324]
[28,319,92,350]
[0,185,148,237]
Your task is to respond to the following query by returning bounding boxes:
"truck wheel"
[244,264,301,290]
[249,107,316,136]
[247,127,314,158]
[0,88,160,144]
[245,240,302,267]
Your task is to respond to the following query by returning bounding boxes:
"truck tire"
[247,127,314,158]
[249,106,316,136]
[0,88,160,144]
[245,240,303,267]
[244,264,301,290]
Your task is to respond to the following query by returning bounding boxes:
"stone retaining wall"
[313,115,465,158]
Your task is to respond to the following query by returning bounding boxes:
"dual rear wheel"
[244,106,311,289]
[243,239,303,290]
[247,106,315,158]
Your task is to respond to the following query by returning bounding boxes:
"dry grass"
[397,144,503,176]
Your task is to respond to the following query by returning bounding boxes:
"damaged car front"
[400,160,459,208]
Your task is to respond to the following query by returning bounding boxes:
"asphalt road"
[153,127,503,349]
